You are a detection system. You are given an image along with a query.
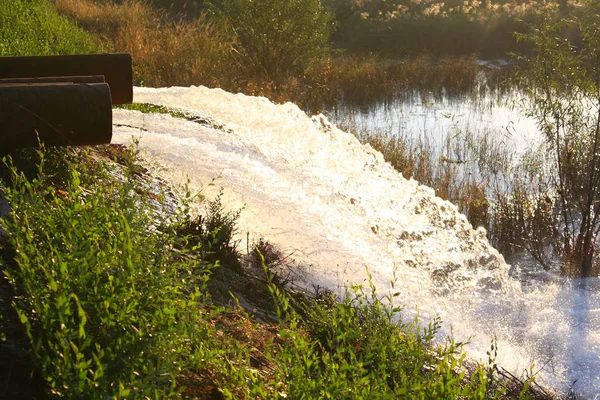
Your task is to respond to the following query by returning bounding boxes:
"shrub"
[207,0,335,82]
[517,1,600,277]
[250,273,515,399]
[174,189,244,277]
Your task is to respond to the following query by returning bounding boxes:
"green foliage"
[0,149,212,397]
[234,270,513,399]
[517,0,600,276]
[0,0,100,56]
[208,0,335,81]
[490,152,557,268]
[118,102,172,115]
[174,189,244,276]
[118,102,189,120]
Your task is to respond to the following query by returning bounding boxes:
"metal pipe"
[0,83,112,156]
[0,53,132,104]
[0,75,105,85]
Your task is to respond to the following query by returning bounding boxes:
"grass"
[336,103,561,269]
[117,102,232,132]
[53,0,233,87]
[339,119,497,232]
[0,146,552,399]
[267,53,482,111]
[1,147,207,397]
[0,0,99,56]
[327,0,577,58]
[34,0,575,114]
[145,0,577,59]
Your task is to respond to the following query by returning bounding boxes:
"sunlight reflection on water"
[326,88,541,155]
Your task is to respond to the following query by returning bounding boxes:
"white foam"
[112,86,600,397]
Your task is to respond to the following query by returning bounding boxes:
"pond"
[326,86,541,161]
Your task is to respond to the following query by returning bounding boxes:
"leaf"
[17,309,28,325]
[71,294,87,339]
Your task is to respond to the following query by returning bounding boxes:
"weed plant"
[174,189,244,277]
[223,269,534,399]
[340,92,580,276]
[0,148,215,397]
[48,0,505,111]
[206,0,335,83]
[299,54,481,110]
[31,0,569,114]
[341,121,496,232]
[326,0,575,58]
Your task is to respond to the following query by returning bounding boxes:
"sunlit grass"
[54,0,234,87]
[0,0,99,56]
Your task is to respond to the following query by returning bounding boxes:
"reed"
[54,0,234,88]
[340,117,500,222]
[338,108,550,261]
[328,0,576,58]
[49,0,501,112]
[295,54,481,112]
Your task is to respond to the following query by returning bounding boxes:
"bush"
[239,274,516,399]
[517,1,600,277]
[54,0,234,87]
[174,189,244,277]
[208,0,335,82]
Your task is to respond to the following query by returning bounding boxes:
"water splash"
[112,86,600,398]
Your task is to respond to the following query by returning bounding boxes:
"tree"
[518,0,600,277]
[208,0,335,82]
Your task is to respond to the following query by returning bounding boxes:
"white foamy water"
[112,86,600,398]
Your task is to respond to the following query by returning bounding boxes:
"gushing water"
[112,86,600,398]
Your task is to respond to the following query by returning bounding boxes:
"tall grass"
[0,149,209,397]
[340,118,507,233]
[339,105,568,274]
[243,54,482,112]
[49,0,493,111]
[233,275,516,398]
[489,152,558,267]
[327,0,575,58]
[54,0,234,87]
